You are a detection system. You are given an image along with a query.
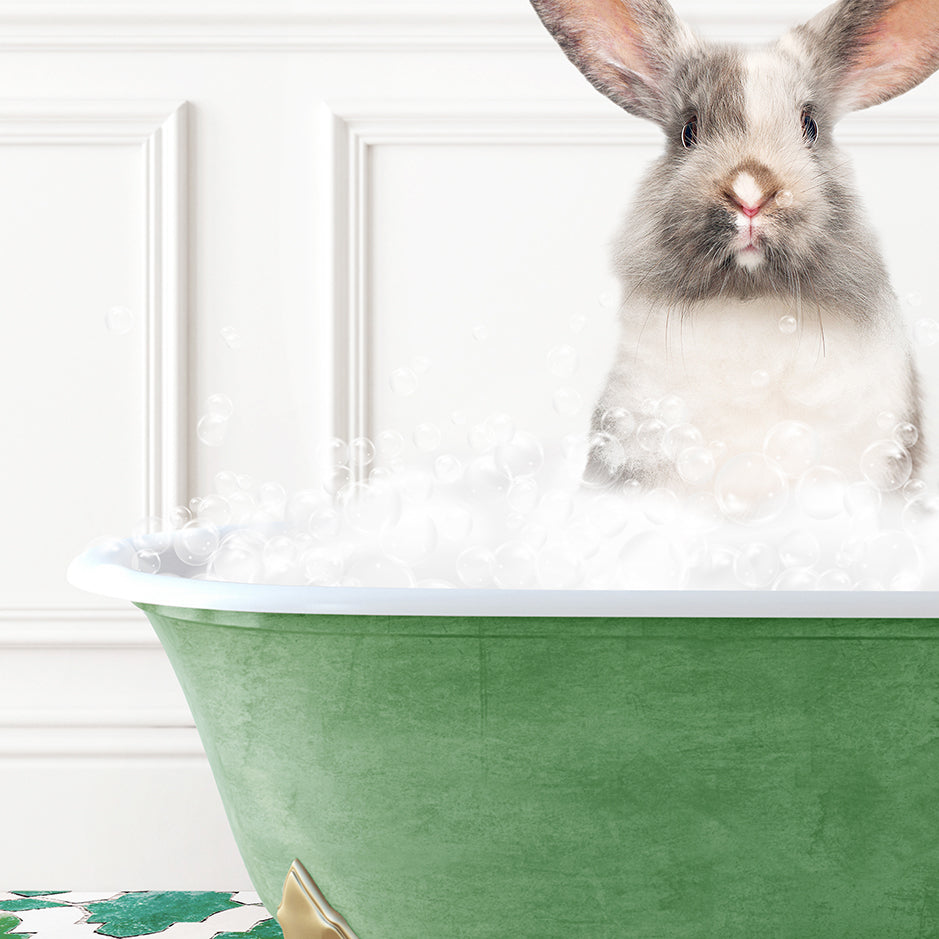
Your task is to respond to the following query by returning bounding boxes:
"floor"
[0,892,282,938]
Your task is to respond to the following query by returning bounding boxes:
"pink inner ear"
[558,0,664,82]
[846,0,939,109]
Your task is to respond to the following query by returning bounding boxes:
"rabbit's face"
[627,41,860,305]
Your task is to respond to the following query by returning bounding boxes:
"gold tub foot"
[277,859,360,939]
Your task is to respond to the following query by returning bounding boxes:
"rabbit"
[530,0,936,492]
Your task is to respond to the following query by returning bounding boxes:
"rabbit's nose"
[721,162,783,218]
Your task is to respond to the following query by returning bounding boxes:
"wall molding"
[0,723,204,759]
[0,606,159,648]
[0,100,189,518]
[320,99,939,453]
[0,2,846,51]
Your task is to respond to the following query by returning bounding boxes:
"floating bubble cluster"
[97,402,939,592]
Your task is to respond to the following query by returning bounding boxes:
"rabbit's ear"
[530,0,692,124]
[796,0,939,113]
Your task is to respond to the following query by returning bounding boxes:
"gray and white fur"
[530,0,939,488]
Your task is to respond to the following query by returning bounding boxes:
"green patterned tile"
[86,892,242,937]
[0,913,28,938]
[0,898,69,911]
[213,920,283,938]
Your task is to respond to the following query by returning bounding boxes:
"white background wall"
[1,0,938,890]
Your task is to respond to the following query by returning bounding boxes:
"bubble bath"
[96,405,939,592]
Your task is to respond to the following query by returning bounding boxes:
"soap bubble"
[346,553,413,588]
[309,505,342,540]
[599,407,636,438]
[817,569,853,590]
[537,545,585,588]
[773,568,818,591]
[656,395,689,427]
[553,387,583,416]
[507,476,540,514]
[465,455,510,500]
[779,529,821,568]
[389,367,419,396]
[131,516,174,553]
[860,439,912,491]
[663,423,704,460]
[751,369,770,388]
[763,421,820,477]
[797,465,847,520]
[676,446,716,486]
[302,547,344,586]
[323,465,353,498]
[210,530,264,583]
[715,453,788,525]
[259,481,287,511]
[214,470,239,496]
[207,393,233,420]
[316,437,349,471]
[174,522,220,566]
[413,423,442,452]
[450,409,469,426]
[349,437,376,468]
[733,542,779,589]
[434,454,464,484]
[775,189,794,208]
[456,546,495,587]
[637,418,667,453]
[494,432,544,479]
[547,344,578,378]
[584,432,627,485]
[779,315,798,334]
[487,413,516,445]
[914,318,939,346]
[893,422,919,448]
[903,479,928,503]
[468,422,497,453]
[472,325,489,342]
[904,292,924,308]
[262,534,299,579]
[569,313,587,333]
[901,497,939,535]
[166,505,191,529]
[197,413,228,447]
[105,305,135,334]
[133,549,162,575]
[877,410,897,431]
[220,325,244,349]
[618,531,688,588]
[493,541,538,589]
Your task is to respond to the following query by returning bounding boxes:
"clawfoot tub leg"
[277,859,360,939]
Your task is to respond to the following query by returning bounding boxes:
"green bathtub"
[70,545,939,937]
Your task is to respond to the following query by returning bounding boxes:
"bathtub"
[68,539,939,937]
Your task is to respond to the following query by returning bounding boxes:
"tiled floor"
[0,891,281,937]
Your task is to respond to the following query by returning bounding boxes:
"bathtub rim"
[67,539,939,618]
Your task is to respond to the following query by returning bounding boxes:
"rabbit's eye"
[801,108,819,146]
[681,114,698,149]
